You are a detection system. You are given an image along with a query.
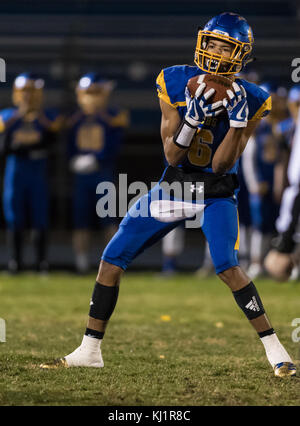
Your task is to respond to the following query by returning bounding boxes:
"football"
[187,74,235,104]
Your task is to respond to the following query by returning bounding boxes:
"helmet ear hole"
[201,35,208,50]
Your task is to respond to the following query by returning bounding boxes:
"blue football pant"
[102,186,239,274]
[3,156,49,230]
[72,172,117,229]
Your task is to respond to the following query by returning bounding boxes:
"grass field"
[0,271,299,406]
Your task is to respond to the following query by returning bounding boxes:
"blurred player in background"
[0,72,62,273]
[265,85,300,280]
[236,156,252,269]
[272,86,297,210]
[161,226,214,277]
[242,82,290,279]
[67,72,129,273]
[161,226,185,275]
[236,70,260,270]
[42,13,296,377]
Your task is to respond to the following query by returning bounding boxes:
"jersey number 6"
[187,129,214,167]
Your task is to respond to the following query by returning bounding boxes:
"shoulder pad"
[156,65,201,109]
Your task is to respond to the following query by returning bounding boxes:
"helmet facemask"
[195,31,252,75]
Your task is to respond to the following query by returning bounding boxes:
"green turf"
[0,271,299,406]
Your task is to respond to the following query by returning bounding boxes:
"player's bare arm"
[212,119,261,174]
[159,98,186,166]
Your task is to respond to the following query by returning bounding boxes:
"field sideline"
[0,271,299,406]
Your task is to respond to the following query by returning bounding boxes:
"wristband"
[173,119,197,149]
[229,119,248,128]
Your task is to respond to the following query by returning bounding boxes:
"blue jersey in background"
[67,108,127,228]
[1,107,61,230]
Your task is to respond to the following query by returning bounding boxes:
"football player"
[0,72,62,272]
[265,85,300,280]
[242,82,289,279]
[67,72,128,273]
[237,152,252,270]
[161,226,185,275]
[235,69,260,271]
[272,86,296,205]
[41,13,296,377]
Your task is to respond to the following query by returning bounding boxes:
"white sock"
[80,335,102,352]
[76,253,89,272]
[260,333,293,367]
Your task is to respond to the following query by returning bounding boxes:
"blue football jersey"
[0,107,62,158]
[67,108,127,168]
[156,65,272,174]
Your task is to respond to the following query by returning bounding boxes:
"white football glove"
[70,154,100,174]
[223,82,249,128]
[185,83,224,128]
